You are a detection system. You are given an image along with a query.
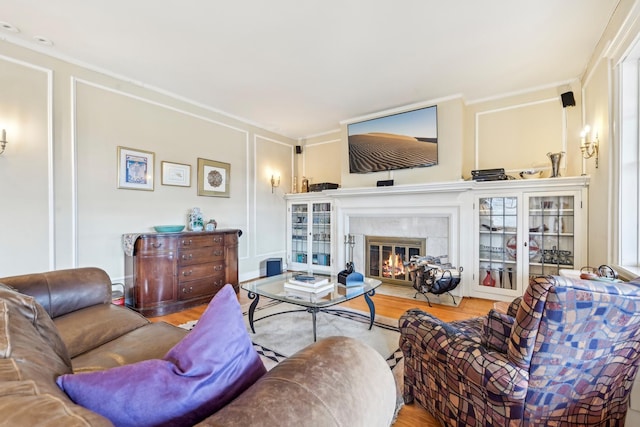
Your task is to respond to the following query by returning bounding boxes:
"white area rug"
[245,301,401,366]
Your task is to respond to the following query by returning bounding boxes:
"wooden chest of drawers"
[124,229,240,316]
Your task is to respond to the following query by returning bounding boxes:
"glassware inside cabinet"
[311,202,331,267]
[528,195,575,278]
[291,203,308,264]
[478,197,517,289]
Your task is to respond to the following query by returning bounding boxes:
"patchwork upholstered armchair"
[399,275,640,426]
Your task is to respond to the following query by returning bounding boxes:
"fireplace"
[365,236,426,285]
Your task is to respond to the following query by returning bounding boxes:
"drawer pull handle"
[214,265,223,271]
[214,250,223,256]
[152,242,163,248]
[182,254,193,260]
[183,270,193,277]
[182,286,193,293]
[182,239,193,246]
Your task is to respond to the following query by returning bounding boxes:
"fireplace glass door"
[366,236,425,285]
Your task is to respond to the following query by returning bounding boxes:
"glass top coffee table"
[241,272,382,342]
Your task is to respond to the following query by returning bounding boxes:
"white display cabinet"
[474,186,586,302]
[287,199,333,273]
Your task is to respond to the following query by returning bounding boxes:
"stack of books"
[284,275,334,302]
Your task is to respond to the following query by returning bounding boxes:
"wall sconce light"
[0,129,7,156]
[270,175,280,193]
[580,125,599,169]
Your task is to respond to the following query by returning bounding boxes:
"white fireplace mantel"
[324,180,472,198]
[284,176,589,201]
[285,176,590,298]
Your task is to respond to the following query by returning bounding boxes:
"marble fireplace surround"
[351,216,449,280]
[329,182,471,298]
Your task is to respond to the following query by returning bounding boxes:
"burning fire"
[383,253,405,277]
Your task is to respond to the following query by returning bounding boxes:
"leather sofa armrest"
[197,336,397,427]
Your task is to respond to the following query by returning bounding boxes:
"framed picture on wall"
[117,146,155,191]
[161,161,191,187]
[197,158,230,197]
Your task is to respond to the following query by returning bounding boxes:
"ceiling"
[0,0,620,139]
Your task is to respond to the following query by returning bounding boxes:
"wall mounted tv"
[347,105,438,174]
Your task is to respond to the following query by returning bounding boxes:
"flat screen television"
[347,105,438,174]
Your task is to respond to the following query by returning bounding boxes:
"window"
[617,41,640,277]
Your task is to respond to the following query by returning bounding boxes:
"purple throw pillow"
[56,284,266,427]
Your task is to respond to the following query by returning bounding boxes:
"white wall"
[254,134,292,273]
[581,60,610,267]
[464,84,584,179]
[297,132,342,189]
[0,40,296,281]
[0,55,52,274]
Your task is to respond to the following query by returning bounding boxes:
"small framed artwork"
[161,161,191,187]
[198,158,230,197]
[117,146,154,191]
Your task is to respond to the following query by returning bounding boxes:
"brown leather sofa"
[0,267,396,426]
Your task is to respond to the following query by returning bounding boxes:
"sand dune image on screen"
[348,132,437,173]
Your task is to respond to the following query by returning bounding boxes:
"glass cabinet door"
[288,200,332,271]
[474,188,584,300]
[478,196,518,291]
[290,203,308,265]
[527,195,575,277]
[311,202,331,267]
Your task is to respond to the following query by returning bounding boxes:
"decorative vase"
[189,207,204,231]
[547,151,565,178]
[482,269,496,287]
[205,219,217,231]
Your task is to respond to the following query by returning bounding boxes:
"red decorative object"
[482,270,496,287]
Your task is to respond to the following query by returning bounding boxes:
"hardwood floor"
[150,284,496,427]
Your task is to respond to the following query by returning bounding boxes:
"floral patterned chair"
[399,275,640,426]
